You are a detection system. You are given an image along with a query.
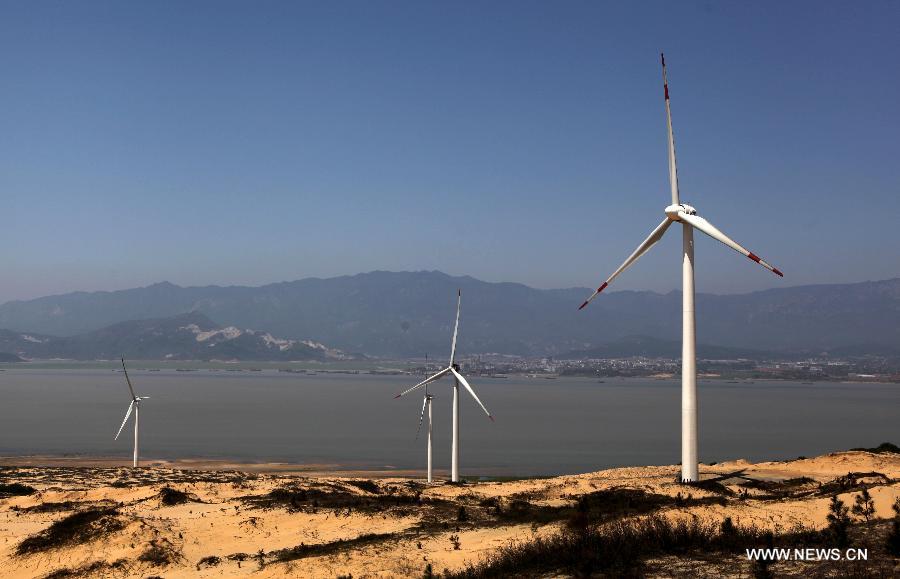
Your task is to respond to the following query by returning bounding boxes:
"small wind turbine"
[578,54,784,483]
[114,358,150,467]
[415,359,435,483]
[395,290,493,482]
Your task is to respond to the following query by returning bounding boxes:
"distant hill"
[0,272,898,357]
[0,312,350,362]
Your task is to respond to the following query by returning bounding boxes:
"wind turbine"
[395,290,493,482]
[577,54,783,483]
[114,358,150,468]
[414,356,435,483]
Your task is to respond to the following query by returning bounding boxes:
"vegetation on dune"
[443,477,900,579]
[43,559,128,579]
[852,487,876,523]
[16,500,117,514]
[196,555,221,569]
[158,486,200,506]
[138,539,180,566]
[242,483,453,517]
[264,532,398,565]
[443,512,819,578]
[16,508,125,555]
[0,482,36,497]
[886,498,900,556]
[344,479,381,494]
[491,487,721,527]
[826,496,852,549]
[819,471,892,496]
[850,442,900,454]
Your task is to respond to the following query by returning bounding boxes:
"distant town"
[412,354,900,383]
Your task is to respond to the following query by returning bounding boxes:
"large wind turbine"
[114,358,150,468]
[395,290,493,482]
[578,54,783,483]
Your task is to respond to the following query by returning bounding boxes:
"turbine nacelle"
[665,203,696,220]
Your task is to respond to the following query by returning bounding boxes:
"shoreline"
[0,455,440,478]
[1,363,897,384]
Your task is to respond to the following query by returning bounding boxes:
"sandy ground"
[1,450,898,578]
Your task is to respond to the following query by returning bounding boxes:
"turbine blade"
[415,396,427,439]
[395,368,450,399]
[678,211,783,276]
[114,400,134,440]
[579,218,673,310]
[662,52,680,206]
[450,367,493,421]
[449,289,461,365]
[121,358,137,400]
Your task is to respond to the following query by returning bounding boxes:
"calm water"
[0,369,897,476]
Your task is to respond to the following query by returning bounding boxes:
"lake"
[0,369,897,476]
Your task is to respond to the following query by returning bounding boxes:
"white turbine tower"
[578,54,783,483]
[395,290,494,483]
[414,371,435,484]
[114,358,150,468]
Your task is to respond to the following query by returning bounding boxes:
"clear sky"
[2,1,898,303]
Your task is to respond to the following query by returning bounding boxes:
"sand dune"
[1,450,898,578]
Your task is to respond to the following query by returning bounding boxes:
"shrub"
[159,486,194,506]
[886,497,900,557]
[750,531,775,579]
[16,508,123,555]
[826,496,851,549]
[849,442,899,454]
[138,540,177,566]
[851,487,875,523]
[346,480,380,494]
[197,555,221,569]
[0,482,36,497]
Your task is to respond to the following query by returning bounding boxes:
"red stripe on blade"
[578,301,589,310]
[598,282,608,293]
[773,268,784,277]
[747,252,762,263]
[664,85,669,100]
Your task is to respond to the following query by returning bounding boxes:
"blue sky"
[2,1,898,302]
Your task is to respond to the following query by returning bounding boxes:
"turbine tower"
[114,358,150,468]
[415,374,435,484]
[578,54,783,483]
[395,290,494,482]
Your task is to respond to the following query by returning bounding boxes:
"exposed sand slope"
[1,450,898,578]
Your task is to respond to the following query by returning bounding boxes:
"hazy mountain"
[0,272,898,357]
[0,312,350,362]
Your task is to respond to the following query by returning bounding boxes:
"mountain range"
[0,311,349,362]
[0,271,898,359]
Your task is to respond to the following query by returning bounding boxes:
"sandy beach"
[1,449,898,578]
